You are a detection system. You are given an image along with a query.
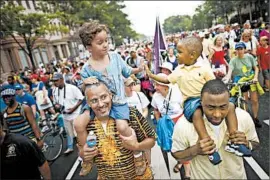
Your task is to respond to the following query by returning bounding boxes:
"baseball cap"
[14,84,23,90]
[124,77,135,86]
[1,88,16,97]
[51,73,64,81]
[30,74,39,80]
[160,62,173,72]
[153,73,170,86]
[235,42,246,49]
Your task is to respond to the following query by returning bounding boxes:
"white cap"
[153,73,170,86]
[160,62,173,72]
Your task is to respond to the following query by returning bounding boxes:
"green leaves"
[163,15,192,34]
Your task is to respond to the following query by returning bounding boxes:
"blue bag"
[156,90,174,152]
[157,114,175,152]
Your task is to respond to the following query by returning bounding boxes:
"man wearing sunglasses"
[1,86,43,148]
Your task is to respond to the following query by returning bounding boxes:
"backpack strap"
[165,89,172,115]
[136,92,142,104]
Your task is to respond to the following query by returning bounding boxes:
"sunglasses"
[2,95,15,99]
[15,89,22,91]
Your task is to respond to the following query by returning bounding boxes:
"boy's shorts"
[183,97,202,122]
[81,103,130,121]
[184,97,235,122]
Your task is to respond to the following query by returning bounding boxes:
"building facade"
[1,0,81,77]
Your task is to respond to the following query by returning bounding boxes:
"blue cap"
[14,84,23,90]
[235,42,246,49]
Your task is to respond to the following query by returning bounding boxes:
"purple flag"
[153,16,166,74]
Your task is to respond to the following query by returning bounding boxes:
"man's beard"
[7,99,15,107]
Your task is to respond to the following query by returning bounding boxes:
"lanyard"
[54,85,66,104]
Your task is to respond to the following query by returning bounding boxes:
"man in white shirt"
[51,73,84,154]
[171,79,259,179]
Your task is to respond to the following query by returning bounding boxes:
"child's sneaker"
[237,144,252,157]
[134,153,147,176]
[79,162,92,176]
[225,143,235,153]
[208,151,222,165]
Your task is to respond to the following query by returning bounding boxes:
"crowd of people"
[0,19,268,180]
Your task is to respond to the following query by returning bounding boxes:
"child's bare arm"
[193,108,210,140]
[144,65,170,84]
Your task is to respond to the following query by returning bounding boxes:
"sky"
[123,1,203,36]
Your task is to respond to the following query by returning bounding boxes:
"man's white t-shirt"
[126,91,150,114]
[53,83,84,121]
[151,84,183,119]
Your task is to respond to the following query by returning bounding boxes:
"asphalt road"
[50,92,270,180]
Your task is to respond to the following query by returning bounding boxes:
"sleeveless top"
[212,49,226,66]
[4,103,35,139]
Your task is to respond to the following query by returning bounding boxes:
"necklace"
[94,117,121,166]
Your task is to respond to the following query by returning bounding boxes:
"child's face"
[88,30,109,57]
[176,43,196,65]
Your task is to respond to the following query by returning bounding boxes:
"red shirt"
[257,46,270,70]
[212,49,226,66]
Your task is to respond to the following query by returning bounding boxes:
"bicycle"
[39,112,64,161]
[227,81,254,111]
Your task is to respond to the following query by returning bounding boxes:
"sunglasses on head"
[236,48,244,50]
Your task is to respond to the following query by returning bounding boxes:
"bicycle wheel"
[42,131,63,161]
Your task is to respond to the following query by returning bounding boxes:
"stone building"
[0,0,81,77]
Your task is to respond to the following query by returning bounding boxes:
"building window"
[16,0,22,6]
[25,0,31,9]
[32,0,37,10]
[41,48,49,64]
[18,49,29,68]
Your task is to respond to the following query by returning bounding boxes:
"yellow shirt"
[168,59,215,102]
[171,108,259,179]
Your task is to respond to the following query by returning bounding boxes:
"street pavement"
[50,92,270,180]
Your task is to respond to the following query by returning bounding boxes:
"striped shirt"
[85,107,156,179]
[4,103,35,139]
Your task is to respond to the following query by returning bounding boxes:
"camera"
[55,104,65,113]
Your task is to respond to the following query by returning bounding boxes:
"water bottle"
[86,131,97,148]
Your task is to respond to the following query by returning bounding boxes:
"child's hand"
[144,65,152,77]
[83,77,99,85]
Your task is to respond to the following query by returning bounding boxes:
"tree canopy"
[1,2,68,69]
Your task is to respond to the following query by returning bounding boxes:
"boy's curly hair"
[79,20,109,48]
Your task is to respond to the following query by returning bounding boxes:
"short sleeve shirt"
[1,133,46,179]
[151,84,183,119]
[257,46,270,70]
[229,54,257,77]
[126,91,150,114]
[168,59,215,101]
[171,108,259,179]
[16,93,36,107]
[85,107,156,179]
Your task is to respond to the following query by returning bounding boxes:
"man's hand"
[82,144,99,163]
[119,128,139,151]
[83,77,99,85]
[37,140,44,149]
[222,76,230,84]
[195,137,216,156]
[64,108,74,114]
[252,77,258,83]
[229,131,248,147]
